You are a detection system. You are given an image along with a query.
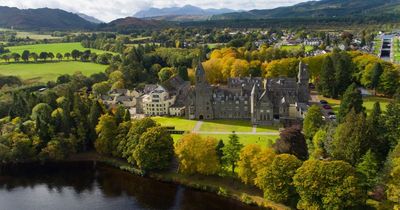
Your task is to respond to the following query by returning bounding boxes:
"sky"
[0,0,310,22]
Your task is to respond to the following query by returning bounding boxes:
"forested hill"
[212,0,400,20]
[0,6,96,30]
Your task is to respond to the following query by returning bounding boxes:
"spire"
[298,61,309,83]
[196,61,205,77]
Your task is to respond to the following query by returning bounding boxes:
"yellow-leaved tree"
[175,134,220,175]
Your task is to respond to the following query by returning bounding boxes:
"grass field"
[0,61,107,82]
[200,120,253,132]
[153,117,198,131]
[153,117,280,146]
[201,134,278,146]
[318,95,392,114]
[280,45,314,53]
[6,42,111,55]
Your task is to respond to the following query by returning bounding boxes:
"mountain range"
[134,5,237,21]
[0,6,95,30]
[77,13,103,24]
[212,0,400,20]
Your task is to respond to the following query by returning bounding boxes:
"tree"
[274,126,308,160]
[303,105,324,141]
[332,110,367,165]
[222,133,244,175]
[39,52,48,61]
[133,127,174,171]
[294,160,365,210]
[95,114,118,155]
[114,105,126,125]
[333,51,353,97]
[253,148,277,188]
[337,83,364,123]
[175,134,220,175]
[309,129,328,160]
[371,63,383,95]
[158,67,174,82]
[21,50,30,62]
[258,154,302,203]
[383,101,400,148]
[30,52,38,62]
[387,157,400,209]
[88,100,103,141]
[238,144,262,185]
[216,140,225,164]
[71,49,81,61]
[31,103,53,145]
[56,53,63,61]
[48,52,55,61]
[356,150,379,190]
[365,102,389,162]
[11,53,20,62]
[92,81,111,96]
[177,66,189,81]
[64,52,71,60]
[319,55,336,97]
[118,118,157,164]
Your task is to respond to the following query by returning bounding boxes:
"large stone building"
[186,62,310,125]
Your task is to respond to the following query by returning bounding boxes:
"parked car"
[329,115,337,120]
[328,112,335,116]
[309,83,315,89]
[320,100,328,105]
[323,105,332,110]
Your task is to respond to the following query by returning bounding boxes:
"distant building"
[186,62,310,126]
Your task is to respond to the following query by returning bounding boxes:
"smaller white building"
[141,85,176,116]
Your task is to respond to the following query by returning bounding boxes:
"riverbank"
[67,152,290,210]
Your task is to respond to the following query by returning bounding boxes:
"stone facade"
[186,62,310,125]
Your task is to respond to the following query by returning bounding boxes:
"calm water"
[0,162,264,210]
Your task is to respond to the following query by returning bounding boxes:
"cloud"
[0,0,309,22]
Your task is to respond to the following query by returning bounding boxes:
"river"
[0,161,265,210]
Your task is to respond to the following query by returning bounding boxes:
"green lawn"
[6,42,111,55]
[201,134,278,146]
[153,117,198,131]
[0,61,107,82]
[318,95,392,114]
[393,37,400,63]
[281,45,314,53]
[373,38,383,55]
[200,120,254,132]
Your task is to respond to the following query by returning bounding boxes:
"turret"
[298,61,309,85]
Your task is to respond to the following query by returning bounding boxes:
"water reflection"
[0,162,264,210]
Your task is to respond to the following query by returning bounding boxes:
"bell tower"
[297,62,310,103]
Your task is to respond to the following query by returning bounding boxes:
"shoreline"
[66,152,290,210]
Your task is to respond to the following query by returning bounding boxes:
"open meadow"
[280,45,314,52]
[0,61,107,82]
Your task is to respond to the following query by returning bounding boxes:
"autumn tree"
[238,144,262,185]
[175,134,220,175]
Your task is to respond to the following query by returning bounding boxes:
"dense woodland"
[1,25,400,209]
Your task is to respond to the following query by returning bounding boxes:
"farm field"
[280,45,314,52]
[6,42,112,55]
[0,61,107,82]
